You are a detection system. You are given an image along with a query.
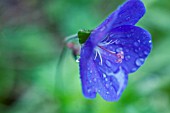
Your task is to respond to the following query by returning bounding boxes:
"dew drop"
[106,92,110,94]
[125,55,131,61]
[76,58,80,62]
[100,26,106,31]
[87,89,91,93]
[105,84,109,88]
[116,47,123,52]
[126,17,130,20]
[90,70,92,74]
[135,58,145,66]
[144,51,148,55]
[134,42,139,47]
[125,48,129,52]
[127,34,131,38]
[105,78,108,81]
[109,34,114,37]
[103,74,106,78]
[149,40,152,43]
[93,78,97,82]
[87,67,90,71]
[131,67,137,72]
[106,60,112,67]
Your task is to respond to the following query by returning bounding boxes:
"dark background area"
[0,0,170,113]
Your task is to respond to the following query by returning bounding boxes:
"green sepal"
[78,30,92,44]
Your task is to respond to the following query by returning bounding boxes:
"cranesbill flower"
[79,0,152,102]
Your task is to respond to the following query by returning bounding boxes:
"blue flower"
[79,0,152,102]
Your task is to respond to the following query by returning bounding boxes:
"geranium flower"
[79,0,152,101]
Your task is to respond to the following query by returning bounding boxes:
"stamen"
[99,39,118,46]
[115,51,124,63]
[94,51,98,60]
[97,45,124,63]
[98,50,103,65]
[94,48,103,65]
[98,45,117,56]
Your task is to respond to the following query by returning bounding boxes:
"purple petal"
[97,0,146,30]
[79,44,97,99]
[89,0,146,46]
[100,25,152,73]
[80,41,129,101]
[93,52,128,101]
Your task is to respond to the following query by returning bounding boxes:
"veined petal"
[97,0,146,30]
[89,0,146,46]
[79,42,97,99]
[93,47,128,101]
[100,25,152,73]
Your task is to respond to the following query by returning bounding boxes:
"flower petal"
[79,44,97,99]
[97,0,145,30]
[100,25,152,73]
[80,41,128,101]
[92,47,128,101]
[89,0,146,46]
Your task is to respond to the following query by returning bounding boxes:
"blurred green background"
[0,0,170,113]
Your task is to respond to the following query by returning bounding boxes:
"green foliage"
[0,0,170,113]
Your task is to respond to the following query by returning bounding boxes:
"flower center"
[94,45,124,65]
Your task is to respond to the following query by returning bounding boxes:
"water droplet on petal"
[131,67,137,72]
[103,74,106,78]
[76,58,80,62]
[106,92,110,94]
[110,86,113,90]
[134,42,139,47]
[105,78,108,81]
[90,70,92,74]
[100,26,106,31]
[105,84,109,88]
[149,40,152,43]
[93,78,97,82]
[135,58,145,66]
[144,51,149,55]
[106,60,112,67]
[126,17,130,20]
[134,49,138,53]
[116,47,123,52]
[87,89,91,93]
[125,55,131,61]
[109,34,114,37]
[127,34,131,38]
[125,48,129,52]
